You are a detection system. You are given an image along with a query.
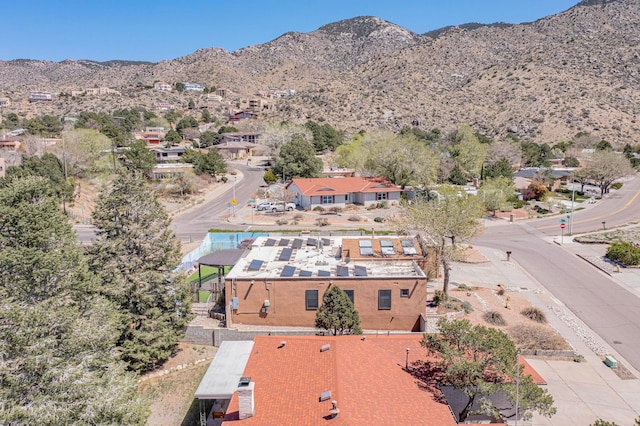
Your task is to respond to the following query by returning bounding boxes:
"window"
[343,289,354,305]
[400,289,410,298]
[376,192,388,201]
[305,289,319,310]
[378,289,391,310]
[322,195,334,204]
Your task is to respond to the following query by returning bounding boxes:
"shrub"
[313,206,325,212]
[483,311,506,326]
[275,219,288,226]
[533,205,550,214]
[496,285,505,296]
[508,324,568,350]
[292,213,303,220]
[432,290,446,306]
[521,307,547,323]
[611,182,623,190]
[315,217,329,227]
[378,200,389,209]
[220,176,228,183]
[457,283,471,291]
[606,241,640,266]
[461,301,473,313]
[347,215,362,222]
[374,217,384,223]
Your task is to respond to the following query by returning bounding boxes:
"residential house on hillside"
[194,336,544,425]
[153,81,172,91]
[150,147,185,163]
[225,235,432,331]
[183,82,205,91]
[84,87,119,95]
[156,103,175,111]
[0,97,10,106]
[29,91,57,102]
[286,176,402,209]
[514,168,573,191]
[227,111,257,122]
[0,136,21,151]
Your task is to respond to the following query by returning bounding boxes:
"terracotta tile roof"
[222,335,458,426]
[521,357,546,385]
[287,176,401,197]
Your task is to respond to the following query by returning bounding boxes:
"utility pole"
[62,135,68,214]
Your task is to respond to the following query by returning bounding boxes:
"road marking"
[537,191,640,230]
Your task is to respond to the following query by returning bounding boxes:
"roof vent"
[320,344,331,352]
[278,340,287,348]
[319,390,332,402]
[238,376,251,387]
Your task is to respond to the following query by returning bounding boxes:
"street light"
[232,175,237,217]
[515,351,521,426]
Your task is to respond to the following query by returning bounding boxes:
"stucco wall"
[227,277,427,331]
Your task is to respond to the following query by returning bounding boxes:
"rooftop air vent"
[320,344,331,352]
[239,377,251,387]
[319,390,332,402]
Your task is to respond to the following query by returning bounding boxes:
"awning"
[198,249,246,267]
[194,340,254,399]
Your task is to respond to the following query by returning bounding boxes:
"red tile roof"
[287,176,401,197]
[222,335,458,426]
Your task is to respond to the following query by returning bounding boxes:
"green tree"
[449,125,487,179]
[2,112,20,129]
[400,186,484,295]
[175,82,185,92]
[585,151,634,196]
[189,148,227,177]
[448,164,467,185]
[164,110,183,128]
[165,128,182,144]
[201,108,213,123]
[59,129,112,177]
[87,172,192,372]
[595,140,613,151]
[562,156,580,167]
[422,318,555,423]
[315,286,362,335]
[304,120,344,152]
[188,98,195,109]
[0,177,149,424]
[123,140,156,175]
[273,134,323,179]
[478,177,514,216]
[365,132,438,189]
[199,130,222,148]
[4,153,74,202]
[218,125,239,134]
[483,158,514,180]
[176,116,198,137]
[263,169,278,185]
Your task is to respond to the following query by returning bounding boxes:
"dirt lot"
[139,343,218,426]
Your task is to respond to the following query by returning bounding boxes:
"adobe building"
[225,235,434,331]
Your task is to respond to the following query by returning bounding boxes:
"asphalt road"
[170,163,266,241]
[477,176,640,371]
[527,176,640,236]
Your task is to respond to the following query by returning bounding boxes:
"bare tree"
[585,151,634,196]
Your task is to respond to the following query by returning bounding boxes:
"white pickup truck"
[256,202,296,212]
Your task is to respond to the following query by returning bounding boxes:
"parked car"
[256,202,273,211]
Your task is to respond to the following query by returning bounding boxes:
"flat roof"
[226,236,425,280]
[194,340,254,399]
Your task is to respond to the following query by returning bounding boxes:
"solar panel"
[401,239,414,247]
[359,247,374,256]
[279,247,293,261]
[336,265,349,277]
[380,240,394,247]
[280,265,296,277]
[292,238,303,249]
[358,239,373,247]
[299,270,313,277]
[381,247,396,256]
[307,238,317,246]
[248,259,263,271]
[322,238,331,246]
[354,265,368,277]
[278,239,290,247]
[403,247,418,255]
[318,270,331,277]
[264,239,276,247]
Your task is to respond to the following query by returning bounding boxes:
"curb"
[576,253,612,276]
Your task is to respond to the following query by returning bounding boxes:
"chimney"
[238,381,255,420]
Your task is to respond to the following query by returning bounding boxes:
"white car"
[257,202,296,212]
[256,202,273,211]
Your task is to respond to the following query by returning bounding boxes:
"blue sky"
[2,0,579,63]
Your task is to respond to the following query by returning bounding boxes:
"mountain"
[1,0,639,145]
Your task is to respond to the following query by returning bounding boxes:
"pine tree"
[315,286,362,335]
[87,171,192,372]
[0,176,149,425]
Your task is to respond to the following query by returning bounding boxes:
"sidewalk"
[451,245,640,425]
